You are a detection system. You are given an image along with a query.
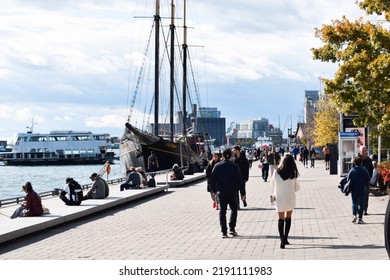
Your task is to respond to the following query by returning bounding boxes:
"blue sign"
[339,132,359,137]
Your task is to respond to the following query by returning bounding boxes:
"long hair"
[24,181,33,192]
[209,152,221,165]
[277,154,299,180]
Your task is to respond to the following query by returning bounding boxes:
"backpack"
[102,179,109,197]
[148,178,156,188]
[69,180,83,205]
[338,177,351,196]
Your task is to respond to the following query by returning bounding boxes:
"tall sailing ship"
[120,0,211,174]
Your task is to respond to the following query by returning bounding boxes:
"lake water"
[0,160,123,200]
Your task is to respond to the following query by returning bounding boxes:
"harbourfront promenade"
[0,160,388,260]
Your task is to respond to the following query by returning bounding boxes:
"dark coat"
[347,166,370,194]
[233,152,249,181]
[267,152,281,166]
[206,160,219,192]
[211,160,245,198]
[361,156,373,177]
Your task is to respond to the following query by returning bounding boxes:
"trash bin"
[329,143,338,175]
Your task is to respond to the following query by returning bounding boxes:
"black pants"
[59,194,81,206]
[219,193,238,234]
[364,185,370,212]
[120,183,137,191]
[262,163,269,181]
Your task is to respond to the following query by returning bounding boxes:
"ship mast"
[182,0,188,137]
[154,0,160,136]
[169,0,175,141]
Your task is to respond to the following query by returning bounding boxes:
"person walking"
[347,156,371,224]
[247,151,254,168]
[268,146,281,176]
[211,148,245,238]
[302,145,309,168]
[232,145,249,208]
[206,151,221,209]
[261,150,270,182]
[323,143,330,170]
[270,154,300,249]
[291,145,299,160]
[359,146,373,215]
[309,147,316,168]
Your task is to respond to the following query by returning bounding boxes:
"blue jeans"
[352,190,366,219]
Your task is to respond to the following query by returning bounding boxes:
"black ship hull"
[120,123,195,175]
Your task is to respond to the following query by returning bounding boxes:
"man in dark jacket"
[211,148,246,238]
[232,145,249,208]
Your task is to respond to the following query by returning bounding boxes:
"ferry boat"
[0,130,115,166]
[254,135,273,149]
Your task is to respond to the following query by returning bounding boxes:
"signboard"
[345,127,366,149]
[339,132,359,137]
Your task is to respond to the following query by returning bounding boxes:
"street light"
[378,125,381,163]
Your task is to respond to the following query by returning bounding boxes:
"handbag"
[42,204,50,214]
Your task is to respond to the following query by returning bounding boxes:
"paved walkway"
[0,160,388,260]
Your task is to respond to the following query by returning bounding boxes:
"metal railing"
[0,169,172,208]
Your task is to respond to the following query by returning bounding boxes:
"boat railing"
[0,169,172,208]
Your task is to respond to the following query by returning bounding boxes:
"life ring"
[105,162,111,175]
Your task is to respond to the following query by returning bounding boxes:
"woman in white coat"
[270,154,300,249]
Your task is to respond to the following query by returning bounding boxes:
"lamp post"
[378,125,381,163]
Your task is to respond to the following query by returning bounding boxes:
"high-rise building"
[236,118,269,139]
[194,106,226,146]
[304,90,319,124]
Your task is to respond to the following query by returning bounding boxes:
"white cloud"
[0,0,380,142]
[85,114,124,128]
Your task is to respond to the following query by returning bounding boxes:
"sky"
[0,0,373,143]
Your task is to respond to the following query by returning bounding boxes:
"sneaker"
[351,215,357,223]
[358,219,364,224]
[229,231,238,236]
[364,211,368,215]
[243,200,247,207]
[222,233,228,238]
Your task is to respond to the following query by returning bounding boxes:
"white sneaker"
[351,215,357,223]
[358,219,364,224]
